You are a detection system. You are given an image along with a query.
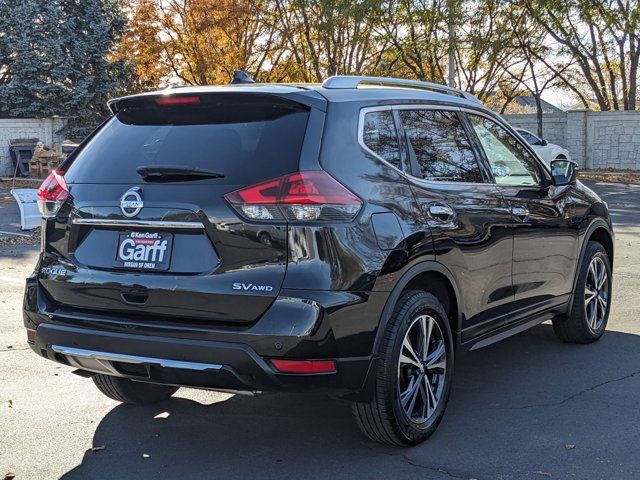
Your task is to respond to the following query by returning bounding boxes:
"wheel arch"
[588,226,614,267]
[574,219,614,292]
[373,261,463,354]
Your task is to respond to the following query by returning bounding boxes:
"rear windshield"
[63,94,310,185]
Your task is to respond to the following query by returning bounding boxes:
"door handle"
[511,206,530,222]
[427,203,455,222]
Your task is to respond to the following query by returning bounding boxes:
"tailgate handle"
[121,291,149,305]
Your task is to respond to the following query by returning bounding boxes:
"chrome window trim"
[71,218,205,229]
[391,104,462,112]
[358,104,492,187]
[357,106,402,172]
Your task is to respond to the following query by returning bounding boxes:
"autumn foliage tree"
[5,0,635,117]
[120,0,284,85]
[524,0,640,110]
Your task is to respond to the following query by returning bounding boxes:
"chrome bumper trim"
[71,218,205,229]
[51,345,222,374]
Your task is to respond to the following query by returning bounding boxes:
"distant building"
[485,92,564,114]
[508,95,564,114]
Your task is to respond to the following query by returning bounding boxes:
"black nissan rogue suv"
[24,75,614,445]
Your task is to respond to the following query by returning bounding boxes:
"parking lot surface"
[1,180,640,480]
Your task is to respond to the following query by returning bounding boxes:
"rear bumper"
[29,323,374,396]
[23,275,385,399]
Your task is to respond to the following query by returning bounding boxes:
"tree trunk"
[447,0,456,87]
[535,94,543,138]
[628,46,640,110]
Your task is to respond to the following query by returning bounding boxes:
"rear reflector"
[225,171,362,222]
[155,96,201,106]
[26,329,36,343]
[271,359,337,374]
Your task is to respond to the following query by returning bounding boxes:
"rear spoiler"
[107,86,327,115]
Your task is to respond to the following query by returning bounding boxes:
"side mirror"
[551,159,577,186]
[539,139,548,146]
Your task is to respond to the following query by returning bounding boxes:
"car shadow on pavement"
[61,324,640,480]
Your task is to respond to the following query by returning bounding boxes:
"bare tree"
[524,0,640,110]
[454,0,527,101]
[499,4,573,135]
[272,0,387,82]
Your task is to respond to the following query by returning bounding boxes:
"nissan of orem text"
[25,75,614,445]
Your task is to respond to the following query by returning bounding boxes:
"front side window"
[362,110,401,169]
[469,115,543,186]
[399,109,483,183]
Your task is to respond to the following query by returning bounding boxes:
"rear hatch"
[39,92,314,324]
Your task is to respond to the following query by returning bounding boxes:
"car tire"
[352,290,454,446]
[553,241,612,344]
[93,374,179,404]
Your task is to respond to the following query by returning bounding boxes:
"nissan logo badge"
[120,187,143,218]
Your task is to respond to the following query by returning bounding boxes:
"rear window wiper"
[136,165,225,181]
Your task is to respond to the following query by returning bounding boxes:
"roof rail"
[321,75,482,104]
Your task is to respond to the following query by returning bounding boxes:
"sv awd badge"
[233,283,274,292]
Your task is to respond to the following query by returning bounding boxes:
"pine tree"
[0,0,135,136]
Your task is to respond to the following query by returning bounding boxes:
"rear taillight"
[224,171,362,222]
[37,170,69,218]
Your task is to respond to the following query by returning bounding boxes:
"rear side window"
[399,109,483,183]
[361,110,401,169]
[63,95,310,185]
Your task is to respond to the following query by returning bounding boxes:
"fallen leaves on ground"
[0,179,42,189]
[0,232,40,246]
[580,171,640,184]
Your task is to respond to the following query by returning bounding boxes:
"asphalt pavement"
[1,180,639,480]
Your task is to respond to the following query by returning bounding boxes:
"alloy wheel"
[584,256,609,331]
[397,314,447,423]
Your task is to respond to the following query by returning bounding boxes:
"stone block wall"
[502,110,640,170]
[586,111,640,170]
